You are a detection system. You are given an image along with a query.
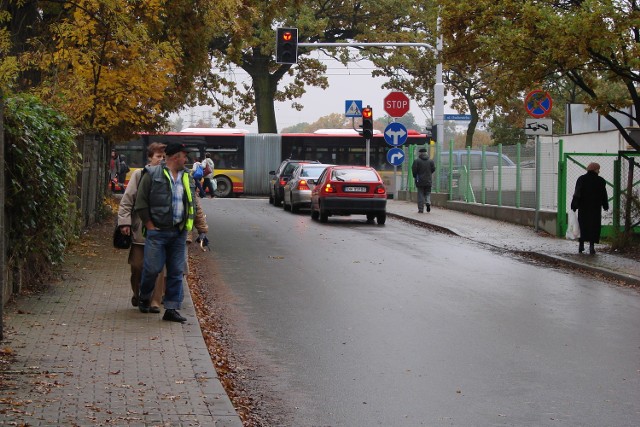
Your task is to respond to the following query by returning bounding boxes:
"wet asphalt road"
[203,198,640,427]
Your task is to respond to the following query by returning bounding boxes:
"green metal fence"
[403,138,638,239]
[406,140,537,208]
[558,148,640,238]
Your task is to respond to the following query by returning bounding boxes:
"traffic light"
[362,106,373,139]
[425,124,438,143]
[276,28,298,64]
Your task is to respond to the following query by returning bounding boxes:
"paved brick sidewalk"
[1,224,242,426]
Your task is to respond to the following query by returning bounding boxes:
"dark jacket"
[570,170,609,243]
[411,153,436,187]
[134,164,196,231]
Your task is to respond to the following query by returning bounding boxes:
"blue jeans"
[140,228,187,310]
[194,177,206,198]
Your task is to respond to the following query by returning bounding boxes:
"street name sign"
[383,92,410,117]
[444,114,472,121]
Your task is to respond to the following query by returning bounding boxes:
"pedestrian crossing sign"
[345,100,363,118]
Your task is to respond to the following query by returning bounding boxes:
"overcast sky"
[177,52,446,132]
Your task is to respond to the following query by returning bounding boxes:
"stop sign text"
[383,92,410,118]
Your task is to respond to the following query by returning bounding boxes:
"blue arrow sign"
[345,100,363,117]
[383,122,408,146]
[387,147,405,166]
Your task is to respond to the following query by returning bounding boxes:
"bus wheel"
[214,176,232,198]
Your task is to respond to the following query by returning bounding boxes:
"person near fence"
[202,153,216,198]
[412,148,436,213]
[118,154,130,185]
[117,143,167,312]
[134,143,198,323]
[110,150,119,181]
[570,162,609,254]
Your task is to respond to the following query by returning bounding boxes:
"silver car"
[283,163,333,213]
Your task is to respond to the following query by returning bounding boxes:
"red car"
[310,165,387,224]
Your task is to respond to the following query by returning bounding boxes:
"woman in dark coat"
[570,162,609,254]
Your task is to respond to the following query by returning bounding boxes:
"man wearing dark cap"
[411,147,436,213]
[134,143,197,322]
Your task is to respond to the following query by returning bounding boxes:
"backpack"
[193,164,204,179]
[120,160,130,175]
[203,161,212,176]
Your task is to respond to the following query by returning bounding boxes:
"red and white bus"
[113,128,428,197]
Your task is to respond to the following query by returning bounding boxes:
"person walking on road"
[117,143,167,312]
[411,147,436,213]
[570,162,609,254]
[134,143,198,323]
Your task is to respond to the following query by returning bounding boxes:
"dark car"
[269,159,319,206]
[310,165,387,224]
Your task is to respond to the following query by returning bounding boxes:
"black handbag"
[113,225,132,249]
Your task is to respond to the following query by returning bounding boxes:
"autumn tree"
[8,0,234,140]
[198,0,438,133]
[439,0,640,151]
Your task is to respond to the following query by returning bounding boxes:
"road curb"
[389,212,640,289]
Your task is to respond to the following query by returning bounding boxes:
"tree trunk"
[0,91,5,340]
[252,62,279,133]
[465,103,479,148]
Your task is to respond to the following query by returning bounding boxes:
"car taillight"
[375,184,386,194]
[323,183,336,193]
[279,179,287,186]
[298,180,310,190]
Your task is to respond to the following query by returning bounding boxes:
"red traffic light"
[276,27,299,64]
[361,106,373,139]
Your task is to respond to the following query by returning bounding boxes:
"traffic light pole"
[297,41,444,149]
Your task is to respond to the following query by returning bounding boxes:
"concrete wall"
[397,190,557,236]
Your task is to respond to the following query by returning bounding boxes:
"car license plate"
[344,186,367,192]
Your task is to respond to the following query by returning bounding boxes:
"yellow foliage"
[16,0,226,138]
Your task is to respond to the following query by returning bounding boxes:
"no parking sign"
[525,90,553,118]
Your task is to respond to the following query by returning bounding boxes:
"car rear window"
[301,166,327,178]
[331,169,379,182]
[283,163,300,175]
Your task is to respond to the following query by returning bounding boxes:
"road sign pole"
[393,165,397,199]
[434,23,444,149]
[366,138,370,167]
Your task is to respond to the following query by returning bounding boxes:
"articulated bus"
[113,128,428,197]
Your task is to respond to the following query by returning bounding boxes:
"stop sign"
[384,91,410,117]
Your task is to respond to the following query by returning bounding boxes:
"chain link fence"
[405,141,541,209]
[560,151,639,237]
[402,140,638,238]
